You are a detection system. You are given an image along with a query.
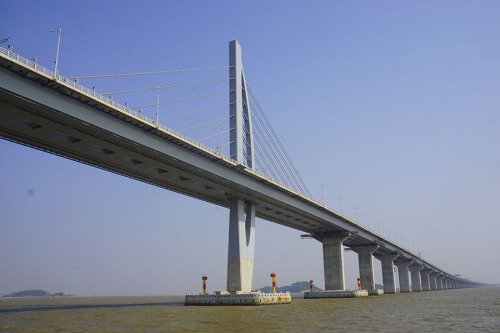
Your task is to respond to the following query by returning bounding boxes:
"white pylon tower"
[226,40,256,293]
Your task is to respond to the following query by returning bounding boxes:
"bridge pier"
[374,253,398,294]
[409,264,423,292]
[317,232,350,290]
[420,268,433,291]
[394,261,413,293]
[227,198,256,293]
[429,272,439,290]
[436,275,444,290]
[351,245,379,292]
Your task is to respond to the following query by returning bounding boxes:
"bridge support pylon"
[409,263,423,292]
[394,261,413,293]
[436,275,445,290]
[429,272,439,290]
[374,253,399,294]
[316,232,350,291]
[351,245,379,293]
[227,198,256,293]
[420,268,433,291]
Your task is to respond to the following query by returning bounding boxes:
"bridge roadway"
[0,47,475,291]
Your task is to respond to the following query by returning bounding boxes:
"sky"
[1,0,499,296]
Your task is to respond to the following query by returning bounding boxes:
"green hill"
[256,281,323,293]
[3,289,66,297]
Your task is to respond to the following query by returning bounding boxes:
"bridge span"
[0,42,482,294]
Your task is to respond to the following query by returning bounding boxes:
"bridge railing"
[0,47,55,77]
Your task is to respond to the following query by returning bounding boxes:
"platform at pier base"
[304,289,368,299]
[368,289,384,296]
[185,291,291,306]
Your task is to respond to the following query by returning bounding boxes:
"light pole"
[0,35,9,45]
[156,86,160,126]
[50,28,62,78]
[319,184,324,205]
[214,123,223,154]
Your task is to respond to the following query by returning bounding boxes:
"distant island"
[255,281,323,293]
[3,289,67,297]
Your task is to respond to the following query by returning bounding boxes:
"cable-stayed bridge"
[0,41,484,294]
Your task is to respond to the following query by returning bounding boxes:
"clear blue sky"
[1,0,499,296]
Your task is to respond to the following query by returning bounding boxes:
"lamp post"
[214,124,223,154]
[50,28,62,78]
[0,35,9,45]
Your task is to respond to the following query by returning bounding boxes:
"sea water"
[1,287,499,332]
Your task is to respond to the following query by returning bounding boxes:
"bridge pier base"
[375,253,399,294]
[351,245,379,293]
[317,232,350,291]
[227,198,255,293]
[394,261,413,293]
[420,269,433,291]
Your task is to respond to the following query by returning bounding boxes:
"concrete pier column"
[429,272,439,290]
[394,261,413,293]
[227,198,255,292]
[317,232,351,290]
[443,278,449,289]
[374,253,399,294]
[436,275,444,290]
[351,245,379,292]
[420,269,432,291]
[409,264,423,292]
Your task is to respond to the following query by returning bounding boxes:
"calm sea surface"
[1,287,499,332]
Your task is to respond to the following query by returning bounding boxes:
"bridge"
[0,41,484,295]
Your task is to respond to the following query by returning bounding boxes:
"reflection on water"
[1,288,499,332]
